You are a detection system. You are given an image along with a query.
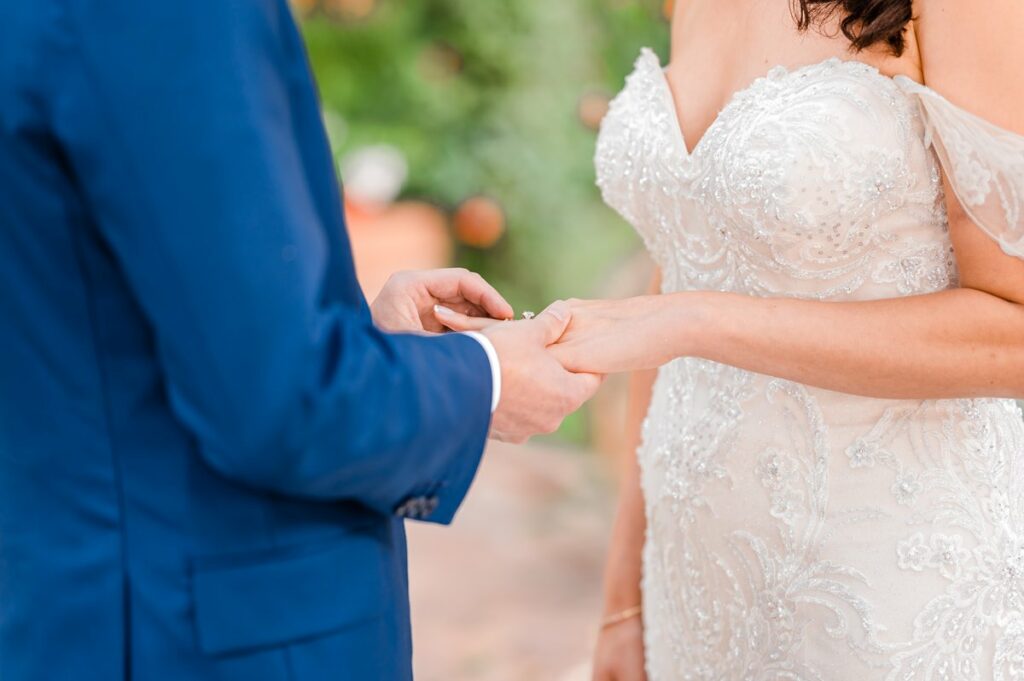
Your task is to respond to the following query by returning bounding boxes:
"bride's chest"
[595,53,954,298]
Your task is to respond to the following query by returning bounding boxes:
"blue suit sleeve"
[51,0,491,522]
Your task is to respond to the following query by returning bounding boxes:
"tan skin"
[542,0,1024,394]
[371,270,602,444]
[438,1,1024,677]
[588,276,659,681]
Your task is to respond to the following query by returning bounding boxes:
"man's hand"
[370,268,514,333]
[482,301,604,443]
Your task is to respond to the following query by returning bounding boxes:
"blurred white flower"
[341,145,408,207]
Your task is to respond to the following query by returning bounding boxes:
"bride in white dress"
[442,0,1024,678]
[558,0,1024,679]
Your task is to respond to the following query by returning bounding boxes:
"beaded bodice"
[597,49,959,301]
[595,49,1024,680]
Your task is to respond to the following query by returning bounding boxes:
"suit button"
[423,496,440,516]
[393,498,413,518]
[395,496,430,519]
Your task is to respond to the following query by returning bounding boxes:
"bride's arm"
[551,2,1024,400]
[551,285,1024,399]
[591,274,660,681]
[592,367,654,679]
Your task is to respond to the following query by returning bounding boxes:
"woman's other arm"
[591,271,661,681]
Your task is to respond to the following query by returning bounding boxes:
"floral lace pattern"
[899,77,1024,258]
[598,49,1024,680]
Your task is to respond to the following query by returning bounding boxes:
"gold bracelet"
[600,605,642,630]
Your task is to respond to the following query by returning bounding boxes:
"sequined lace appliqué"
[597,49,1024,680]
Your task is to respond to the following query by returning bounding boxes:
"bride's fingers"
[437,300,488,319]
[441,300,517,321]
[433,304,502,331]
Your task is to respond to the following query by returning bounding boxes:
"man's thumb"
[533,300,572,345]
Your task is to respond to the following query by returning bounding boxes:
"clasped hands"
[371,268,676,443]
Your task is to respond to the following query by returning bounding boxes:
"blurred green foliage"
[301,0,669,313]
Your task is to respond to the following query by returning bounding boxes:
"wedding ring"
[521,311,535,320]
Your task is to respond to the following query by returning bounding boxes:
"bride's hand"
[547,296,687,375]
[431,302,507,331]
[592,617,647,681]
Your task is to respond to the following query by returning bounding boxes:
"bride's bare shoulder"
[914,0,1024,130]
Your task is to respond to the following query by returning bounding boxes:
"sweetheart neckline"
[643,48,926,160]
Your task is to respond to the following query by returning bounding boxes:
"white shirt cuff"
[462,331,501,413]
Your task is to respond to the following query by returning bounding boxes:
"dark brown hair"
[794,0,913,55]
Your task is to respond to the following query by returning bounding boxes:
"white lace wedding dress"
[595,48,1024,680]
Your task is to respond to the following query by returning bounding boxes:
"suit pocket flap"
[191,534,386,656]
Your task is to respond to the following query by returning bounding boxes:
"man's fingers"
[406,268,511,319]
[457,272,514,320]
[421,268,513,321]
[568,371,604,407]
[546,342,571,370]
[530,300,572,345]
[433,305,501,331]
[547,342,590,375]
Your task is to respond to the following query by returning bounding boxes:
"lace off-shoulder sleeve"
[897,76,1024,258]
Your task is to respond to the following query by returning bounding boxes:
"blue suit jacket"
[0,1,492,679]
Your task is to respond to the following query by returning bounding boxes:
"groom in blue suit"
[0,1,600,679]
